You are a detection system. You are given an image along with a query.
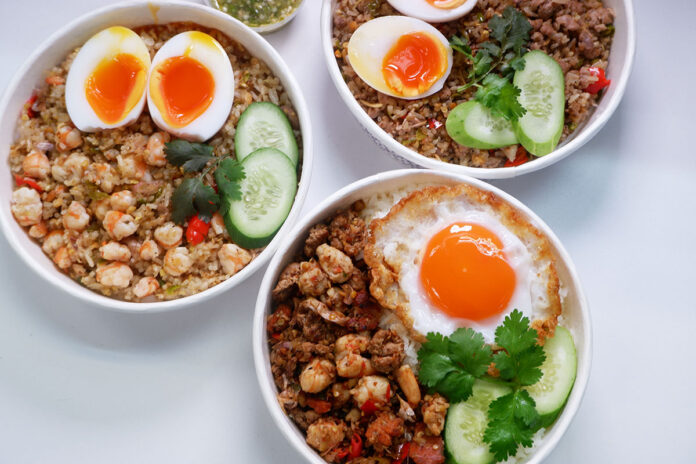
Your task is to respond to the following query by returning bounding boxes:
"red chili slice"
[349,433,363,459]
[392,442,411,464]
[584,67,611,94]
[13,174,43,192]
[306,398,332,414]
[504,146,530,167]
[360,399,378,415]
[185,214,211,245]
[427,118,443,130]
[25,94,38,118]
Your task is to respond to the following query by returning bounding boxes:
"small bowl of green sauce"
[207,0,304,33]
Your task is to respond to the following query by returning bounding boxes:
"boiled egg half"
[385,0,478,23]
[348,16,453,100]
[147,31,234,142]
[65,26,150,132]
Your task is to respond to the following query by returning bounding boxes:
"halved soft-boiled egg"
[365,184,562,343]
[147,31,234,142]
[385,0,478,23]
[348,16,453,100]
[65,26,150,132]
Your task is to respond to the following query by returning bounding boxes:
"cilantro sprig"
[165,140,245,224]
[417,309,546,462]
[451,6,532,122]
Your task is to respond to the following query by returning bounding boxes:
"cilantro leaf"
[492,310,546,386]
[165,139,215,173]
[417,328,493,402]
[475,74,527,122]
[484,390,540,462]
[450,35,472,58]
[215,158,245,199]
[171,178,220,224]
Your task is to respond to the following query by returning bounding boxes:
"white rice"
[360,182,436,222]
[379,310,419,370]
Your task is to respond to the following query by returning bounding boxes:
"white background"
[0,0,693,463]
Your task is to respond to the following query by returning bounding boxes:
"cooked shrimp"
[163,247,192,276]
[96,262,133,288]
[299,358,336,393]
[144,132,170,166]
[365,411,404,452]
[55,124,82,151]
[421,394,449,436]
[117,154,149,181]
[42,230,64,254]
[210,212,226,235]
[306,418,346,453]
[85,163,118,193]
[110,190,135,212]
[396,365,421,407]
[11,187,42,226]
[133,276,160,298]
[99,241,131,262]
[218,243,252,275]
[299,297,349,326]
[154,222,183,249]
[22,149,50,179]
[351,375,392,409]
[103,211,138,240]
[53,246,71,270]
[52,153,89,186]
[139,239,160,261]
[91,198,110,221]
[335,334,374,378]
[316,244,354,283]
[28,222,47,239]
[297,261,330,296]
[62,201,90,231]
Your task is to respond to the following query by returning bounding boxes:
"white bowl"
[0,0,313,313]
[202,0,306,34]
[321,0,635,179]
[254,169,591,464]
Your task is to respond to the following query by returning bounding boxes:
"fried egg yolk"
[85,53,147,125]
[149,55,215,128]
[382,31,448,97]
[425,0,467,9]
[420,222,516,321]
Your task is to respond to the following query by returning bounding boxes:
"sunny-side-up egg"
[365,184,562,343]
[147,31,234,142]
[386,0,478,23]
[65,26,151,132]
[348,16,453,100]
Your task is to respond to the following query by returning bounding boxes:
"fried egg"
[348,16,453,100]
[365,184,561,343]
[65,26,150,132]
[147,31,234,141]
[385,0,478,23]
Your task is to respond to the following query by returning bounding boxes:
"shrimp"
[421,394,449,436]
[42,230,65,254]
[306,418,346,453]
[297,261,330,297]
[144,132,170,167]
[163,247,192,276]
[28,222,47,239]
[395,365,421,407]
[218,243,252,275]
[22,149,50,179]
[85,163,119,193]
[139,239,160,261]
[316,244,354,283]
[154,222,183,249]
[99,241,131,262]
[52,153,89,186]
[110,190,135,212]
[103,211,138,240]
[351,375,392,409]
[62,201,90,231]
[117,154,149,181]
[55,124,82,151]
[11,187,42,226]
[335,334,375,378]
[91,198,111,221]
[299,358,336,393]
[96,262,133,288]
[53,246,71,270]
[210,212,226,235]
[133,276,160,298]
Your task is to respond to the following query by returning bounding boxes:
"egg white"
[147,31,234,142]
[65,26,150,132]
[347,16,453,100]
[386,0,478,23]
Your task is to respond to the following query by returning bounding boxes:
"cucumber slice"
[445,379,512,464]
[235,102,299,166]
[223,148,297,249]
[524,326,577,427]
[513,50,565,157]
[446,101,518,149]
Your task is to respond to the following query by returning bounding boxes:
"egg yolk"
[425,0,467,9]
[150,55,215,128]
[420,223,516,321]
[382,32,447,97]
[85,53,147,125]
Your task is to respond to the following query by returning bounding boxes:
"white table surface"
[0,0,693,463]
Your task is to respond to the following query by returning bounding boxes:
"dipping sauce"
[211,0,302,29]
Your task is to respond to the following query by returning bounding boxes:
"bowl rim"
[0,0,313,313]
[320,0,636,180]
[253,168,592,464]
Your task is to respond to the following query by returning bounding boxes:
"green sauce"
[212,0,302,28]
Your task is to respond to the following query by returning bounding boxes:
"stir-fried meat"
[368,329,405,374]
[272,262,301,302]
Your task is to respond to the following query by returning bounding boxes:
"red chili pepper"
[13,174,43,192]
[360,399,378,415]
[392,442,411,464]
[25,94,38,118]
[427,118,443,130]
[335,448,350,460]
[349,433,363,459]
[306,398,332,414]
[584,67,611,94]
[504,146,529,168]
[386,383,391,400]
[270,333,281,341]
[185,214,210,245]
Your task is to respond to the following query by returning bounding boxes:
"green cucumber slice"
[446,101,518,150]
[513,50,565,157]
[223,148,297,249]
[235,102,299,166]
[524,326,577,427]
[445,379,513,464]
